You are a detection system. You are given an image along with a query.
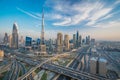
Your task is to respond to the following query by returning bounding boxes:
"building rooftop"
[90,57,98,61]
[99,58,107,63]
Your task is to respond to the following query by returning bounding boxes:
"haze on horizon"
[0,0,120,41]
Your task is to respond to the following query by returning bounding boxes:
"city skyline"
[0,0,120,41]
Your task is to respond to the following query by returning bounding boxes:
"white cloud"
[45,0,119,28]
[16,7,41,20]
[101,14,113,20]
[89,8,112,21]
[114,0,120,5]
[53,17,71,26]
[93,20,120,28]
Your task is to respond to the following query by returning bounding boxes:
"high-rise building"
[79,35,82,47]
[48,39,53,52]
[91,38,95,46]
[25,36,32,46]
[57,32,63,53]
[73,34,76,48]
[98,58,107,76]
[64,34,70,51]
[8,35,12,48]
[90,57,107,76]
[76,31,79,48]
[90,57,97,74]
[3,33,8,45]
[37,38,40,45]
[40,9,46,54]
[12,23,19,49]
[86,35,90,45]
[20,36,24,44]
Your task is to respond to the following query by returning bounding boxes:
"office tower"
[91,38,95,46]
[79,35,82,47]
[98,58,107,76]
[76,31,79,48]
[12,22,19,49]
[88,35,90,44]
[3,33,8,45]
[37,38,40,45]
[86,35,90,45]
[48,39,53,52]
[0,50,4,61]
[73,34,76,48]
[82,39,85,45]
[8,35,12,48]
[57,32,63,53]
[90,57,107,76]
[64,34,70,51]
[90,57,97,74]
[40,9,46,54]
[25,36,32,46]
[20,36,24,44]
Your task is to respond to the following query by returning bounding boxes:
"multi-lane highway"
[2,45,116,80]
[17,46,104,80]
[97,47,120,79]
[57,46,91,80]
[3,60,28,80]
[41,63,107,80]
[17,52,72,80]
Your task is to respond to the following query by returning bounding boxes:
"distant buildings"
[0,50,4,61]
[73,34,76,48]
[19,36,24,47]
[73,31,82,48]
[25,36,32,46]
[91,38,95,46]
[8,35,12,47]
[76,31,79,48]
[64,34,70,51]
[86,35,90,45]
[79,35,82,47]
[90,57,107,76]
[11,23,19,49]
[57,33,63,53]
[3,33,8,45]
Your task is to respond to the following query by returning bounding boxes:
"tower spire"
[41,8,45,45]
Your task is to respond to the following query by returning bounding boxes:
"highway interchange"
[1,45,119,80]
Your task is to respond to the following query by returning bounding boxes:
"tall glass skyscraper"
[76,31,79,48]
[12,23,18,49]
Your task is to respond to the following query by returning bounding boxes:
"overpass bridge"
[41,63,108,80]
[17,53,69,80]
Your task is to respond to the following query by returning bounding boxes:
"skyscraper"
[76,31,79,48]
[57,32,63,53]
[79,35,82,47]
[12,22,19,49]
[3,33,8,45]
[20,36,24,44]
[73,34,76,48]
[64,34,70,51]
[40,9,46,54]
[8,35,12,48]
[86,35,90,45]
[41,9,45,45]
[98,58,107,76]
[25,36,32,46]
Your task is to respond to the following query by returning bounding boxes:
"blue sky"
[0,0,120,41]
